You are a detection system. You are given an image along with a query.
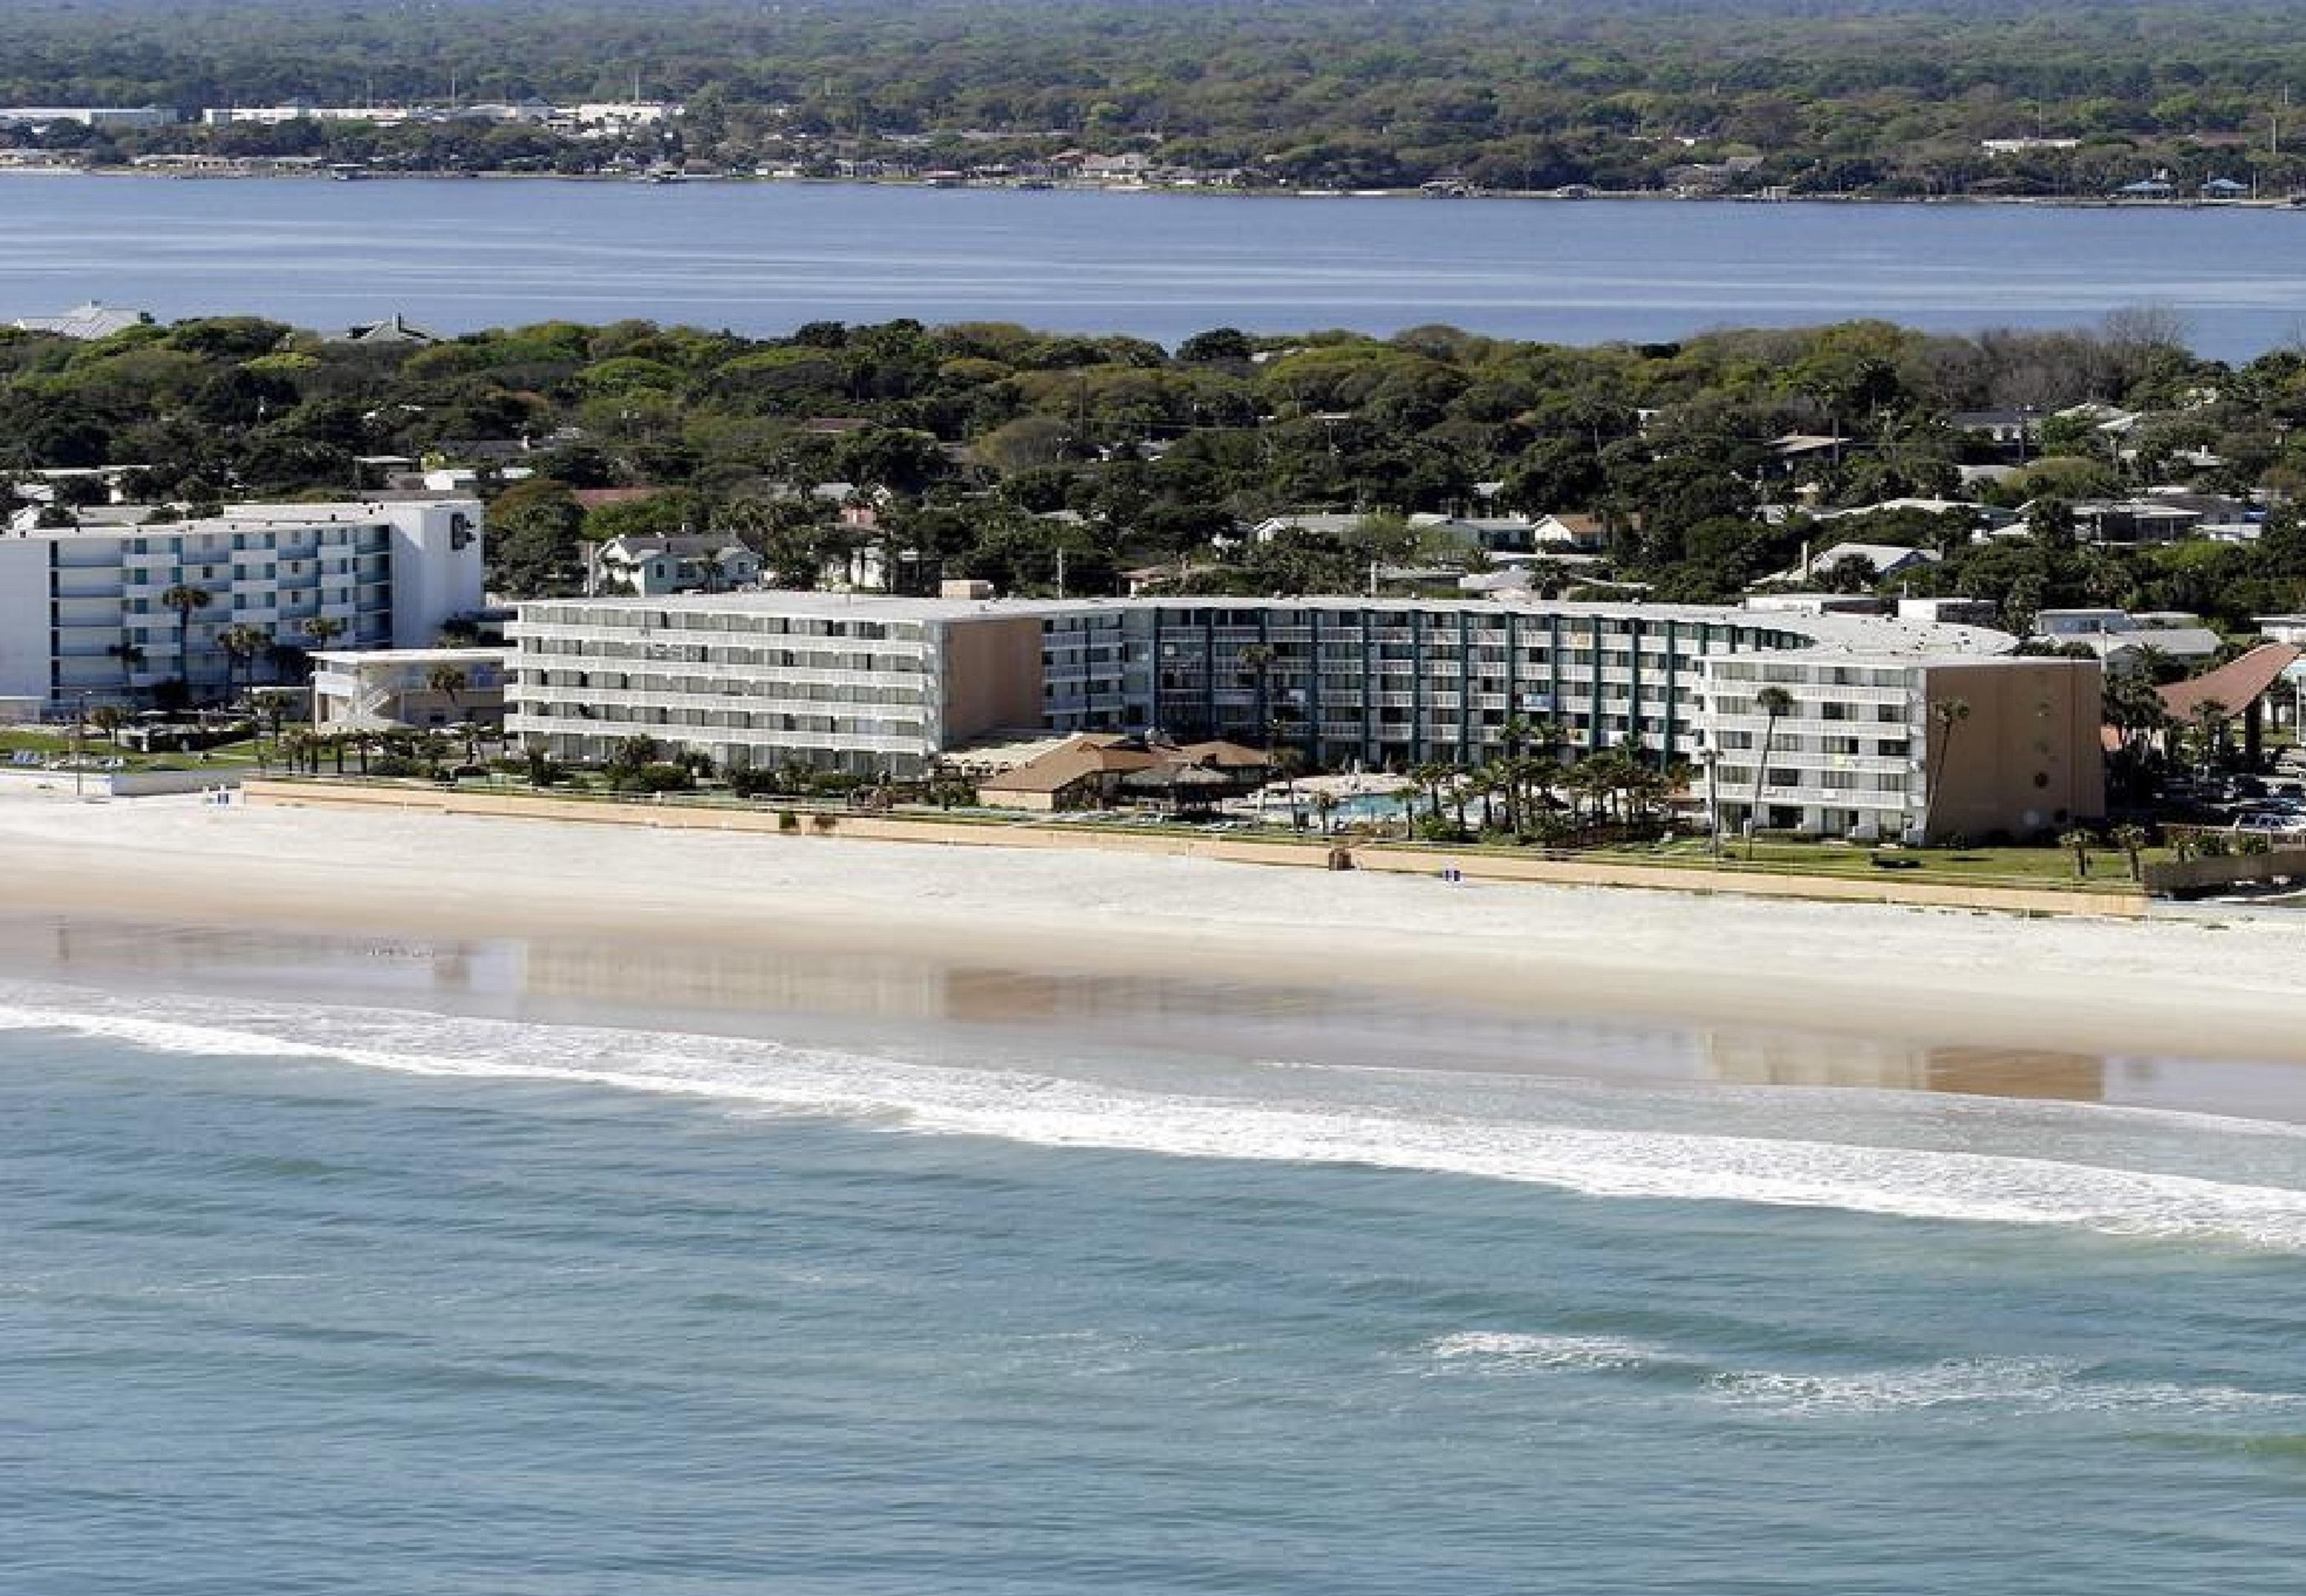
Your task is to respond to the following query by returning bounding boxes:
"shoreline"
[7,794,2306,1092]
[5,166,2297,213]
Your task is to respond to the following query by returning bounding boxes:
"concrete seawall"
[2,766,244,799]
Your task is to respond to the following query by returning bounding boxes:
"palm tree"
[253,694,292,773]
[1269,744,1307,829]
[1237,642,1277,734]
[1561,756,1608,832]
[160,584,212,696]
[2102,669,2170,755]
[1625,759,1674,830]
[1410,759,1451,824]
[1471,766,1500,833]
[89,704,127,744]
[1747,684,1795,860]
[2111,823,2151,880]
[2059,827,2096,878]
[2188,697,2231,779]
[1312,789,1339,835]
[275,728,311,775]
[1489,756,1522,835]
[302,615,347,654]
[216,623,271,706]
[105,640,146,699]
[427,664,469,714]
[412,729,452,777]
[428,664,475,762]
[1922,695,1971,842]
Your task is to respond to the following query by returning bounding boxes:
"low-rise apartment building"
[0,498,483,713]
[1702,653,2102,843]
[507,591,2102,838]
[506,594,1061,777]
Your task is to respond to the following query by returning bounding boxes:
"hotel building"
[507,592,2102,840]
[0,499,484,714]
[507,594,1063,778]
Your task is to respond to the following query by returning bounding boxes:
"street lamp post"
[73,691,88,801]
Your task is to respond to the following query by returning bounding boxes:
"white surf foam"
[1427,1332,1664,1372]
[1707,1357,2306,1420]
[9,985,2306,1251]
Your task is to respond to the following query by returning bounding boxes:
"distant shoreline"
[4,163,2300,212]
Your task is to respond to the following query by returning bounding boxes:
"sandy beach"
[3,789,2305,1094]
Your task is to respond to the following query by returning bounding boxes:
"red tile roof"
[2158,642,2302,722]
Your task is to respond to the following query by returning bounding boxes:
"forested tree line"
[10,0,2306,193]
[11,309,2306,638]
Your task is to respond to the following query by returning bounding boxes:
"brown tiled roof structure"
[2158,642,2302,722]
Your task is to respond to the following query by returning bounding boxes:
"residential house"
[332,314,440,347]
[2067,499,2204,545]
[9,302,151,340]
[1778,541,1943,586]
[586,533,761,596]
[2032,608,2223,669]
[1530,512,1608,552]
[1948,409,2041,455]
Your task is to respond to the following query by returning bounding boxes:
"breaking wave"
[8,983,2306,1251]
[1420,1338,2306,1420]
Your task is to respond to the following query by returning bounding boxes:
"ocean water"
[6,175,2306,358]
[6,972,2306,1595]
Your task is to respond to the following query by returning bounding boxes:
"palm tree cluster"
[116,586,350,712]
[276,725,458,779]
[1392,718,1688,846]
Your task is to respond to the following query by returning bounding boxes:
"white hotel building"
[507,594,1063,778]
[507,592,2104,840]
[0,499,484,715]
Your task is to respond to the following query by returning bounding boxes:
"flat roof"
[517,592,1120,622]
[4,496,477,539]
[509,590,2013,659]
[311,647,510,665]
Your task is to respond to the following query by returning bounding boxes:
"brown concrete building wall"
[971,783,1063,812]
[1922,659,2104,842]
[936,617,1045,744]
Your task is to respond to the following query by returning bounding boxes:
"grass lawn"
[1,727,271,772]
[1588,835,2161,891]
